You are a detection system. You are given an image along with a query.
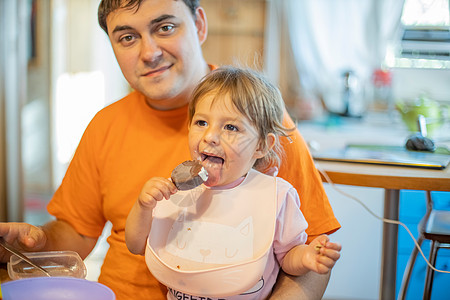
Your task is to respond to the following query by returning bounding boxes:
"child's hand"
[137,177,178,210]
[303,235,341,274]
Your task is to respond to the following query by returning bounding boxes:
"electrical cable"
[317,164,450,274]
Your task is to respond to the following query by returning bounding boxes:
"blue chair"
[398,191,450,300]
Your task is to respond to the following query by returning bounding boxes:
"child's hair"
[188,66,294,172]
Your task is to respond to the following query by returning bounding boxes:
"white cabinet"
[322,184,383,300]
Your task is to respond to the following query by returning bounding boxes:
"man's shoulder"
[87,91,143,131]
[100,90,141,114]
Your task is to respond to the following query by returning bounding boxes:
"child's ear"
[255,133,276,159]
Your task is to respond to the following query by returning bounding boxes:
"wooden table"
[315,160,450,300]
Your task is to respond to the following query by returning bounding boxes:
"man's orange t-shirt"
[48,90,340,299]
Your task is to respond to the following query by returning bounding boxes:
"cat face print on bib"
[165,213,254,265]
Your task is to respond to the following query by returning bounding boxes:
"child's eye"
[195,120,208,127]
[224,124,238,132]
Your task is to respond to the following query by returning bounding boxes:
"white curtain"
[270,0,405,116]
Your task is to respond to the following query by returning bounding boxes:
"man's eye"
[119,35,135,45]
[225,124,238,132]
[158,24,175,34]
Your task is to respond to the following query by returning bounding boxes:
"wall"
[14,0,131,224]
[391,67,450,104]
[0,0,28,221]
[23,0,52,203]
[0,0,6,220]
[49,0,129,190]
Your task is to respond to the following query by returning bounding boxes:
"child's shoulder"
[250,169,296,191]
[275,176,297,195]
[272,175,301,204]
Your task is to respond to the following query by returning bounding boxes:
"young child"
[125,66,341,299]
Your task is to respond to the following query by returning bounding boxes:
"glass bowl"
[7,250,87,280]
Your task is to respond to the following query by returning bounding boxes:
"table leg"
[380,189,400,300]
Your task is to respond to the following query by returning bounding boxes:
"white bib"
[145,169,277,297]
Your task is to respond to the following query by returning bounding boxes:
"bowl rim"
[1,277,115,297]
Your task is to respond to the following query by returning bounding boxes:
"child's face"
[188,93,266,187]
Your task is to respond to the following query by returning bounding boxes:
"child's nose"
[203,128,221,145]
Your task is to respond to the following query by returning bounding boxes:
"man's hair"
[98,0,200,34]
[188,66,294,172]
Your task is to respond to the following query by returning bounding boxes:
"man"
[0,1,340,299]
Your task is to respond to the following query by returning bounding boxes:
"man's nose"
[140,36,163,64]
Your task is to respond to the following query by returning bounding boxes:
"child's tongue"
[202,156,222,186]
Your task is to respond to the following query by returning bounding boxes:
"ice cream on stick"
[171,160,208,190]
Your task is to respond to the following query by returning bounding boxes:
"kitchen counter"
[298,111,449,150]
[297,112,450,300]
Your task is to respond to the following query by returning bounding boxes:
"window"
[387,0,450,68]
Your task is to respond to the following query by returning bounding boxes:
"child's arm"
[281,235,341,276]
[125,177,177,255]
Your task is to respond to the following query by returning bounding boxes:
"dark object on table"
[405,133,436,152]
[171,160,208,190]
[405,114,436,152]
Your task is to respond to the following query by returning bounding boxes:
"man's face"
[106,0,208,110]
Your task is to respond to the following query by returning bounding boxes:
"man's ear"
[255,133,276,159]
[195,7,208,45]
